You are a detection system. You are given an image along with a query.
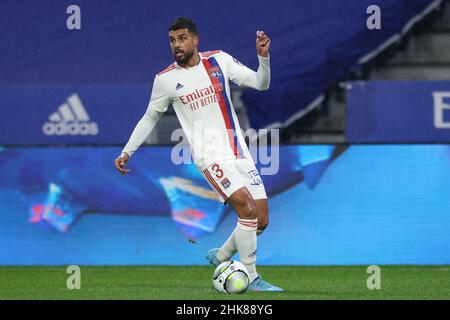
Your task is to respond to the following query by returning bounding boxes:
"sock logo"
[42,94,99,136]
[248,249,257,258]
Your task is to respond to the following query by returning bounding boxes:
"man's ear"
[193,35,199,47]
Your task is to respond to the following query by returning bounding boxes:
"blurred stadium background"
[1,0,449,278]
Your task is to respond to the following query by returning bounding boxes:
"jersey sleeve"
[121,75,169,157]
[147,75,171,112]
[221,51,270,90]
[221,51,255,86]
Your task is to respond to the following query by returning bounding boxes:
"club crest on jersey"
[221,178,231,189]
[208,67,222,78]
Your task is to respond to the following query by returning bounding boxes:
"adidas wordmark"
[42,94,99,136]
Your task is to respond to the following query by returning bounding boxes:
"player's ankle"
[216,249,229,262]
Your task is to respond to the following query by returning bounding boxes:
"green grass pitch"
[0,266,449,300]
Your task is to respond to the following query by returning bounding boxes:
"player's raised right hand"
[114,152,131,176]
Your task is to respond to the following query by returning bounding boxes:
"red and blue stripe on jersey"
[157,64,176,76]
[202,55,243,158]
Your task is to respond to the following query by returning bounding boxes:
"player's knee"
[239,200,257,220]
[230,189,257,220]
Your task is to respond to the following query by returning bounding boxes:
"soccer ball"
[212,260,250,294]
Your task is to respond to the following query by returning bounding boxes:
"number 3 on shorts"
[211,163,224,179]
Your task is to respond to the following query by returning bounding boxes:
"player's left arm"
[226,31,271,91]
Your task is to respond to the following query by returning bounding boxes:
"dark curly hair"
[168,17,198,36]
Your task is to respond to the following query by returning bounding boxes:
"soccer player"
[114,17,282,292]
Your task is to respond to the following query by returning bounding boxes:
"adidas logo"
[175,83,184,90]
[42,94,99,136]
[248,249,257,258]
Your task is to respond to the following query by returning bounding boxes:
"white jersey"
[123,50,270,171]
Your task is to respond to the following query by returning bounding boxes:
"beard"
[174,48,194,65]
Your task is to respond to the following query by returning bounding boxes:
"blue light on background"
[0,145,449,265]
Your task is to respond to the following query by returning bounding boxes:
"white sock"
[217,226,264,262]
[217,228,236,262]
[235,218,258,282]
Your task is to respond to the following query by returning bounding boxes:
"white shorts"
[201,156,267,204]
